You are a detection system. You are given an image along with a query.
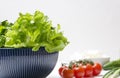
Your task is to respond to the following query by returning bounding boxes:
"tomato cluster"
[58,59,102,78]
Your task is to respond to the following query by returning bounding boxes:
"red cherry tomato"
[62,67,74,78]
[73,65,85,78]
[93,63,102,76]
[72,64,77,69]
[58,65,67,76]
[83,64,93,77]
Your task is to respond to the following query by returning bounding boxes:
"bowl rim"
[0,47,59,54]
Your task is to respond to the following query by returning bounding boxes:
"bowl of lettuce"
[0,11,68,78]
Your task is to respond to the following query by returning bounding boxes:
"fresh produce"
[58,59,102,78]
[0,20,13,47]
[103,59,120,78]
[73,65,85,78]
[0,11,69,52]
[62,67,74,78]
[83,63,93,77]
[103,68,118,78]
[93,63,102,76]
[103,59,120,70]
[103,68,120,78]
[58,64,67,76]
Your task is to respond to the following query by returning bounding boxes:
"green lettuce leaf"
[4,11,69,53]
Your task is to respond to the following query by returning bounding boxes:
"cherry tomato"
[93,63,102,76]
[73,65,85,78]
[72,64,77,69]
[83,64,93,77]
[62,67,74,78]
[58,65,67,76]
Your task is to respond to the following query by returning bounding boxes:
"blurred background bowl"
[80,50,110,66]
[0,47,58,78]
[87,57,110,65]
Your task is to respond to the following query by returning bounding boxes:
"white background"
[0,0,120,78]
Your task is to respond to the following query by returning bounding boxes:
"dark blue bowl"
[0,47,58,78]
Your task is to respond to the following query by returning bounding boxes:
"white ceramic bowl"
[86,57,110,65]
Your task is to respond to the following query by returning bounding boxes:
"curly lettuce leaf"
[5,11,69,53]
[0,20,13,47]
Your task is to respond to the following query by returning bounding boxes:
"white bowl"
[87,57,110,65]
